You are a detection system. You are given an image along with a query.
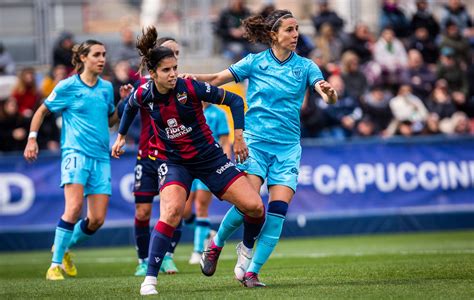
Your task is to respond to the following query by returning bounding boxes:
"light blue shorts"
[190,179,210,192]
[237,137,301,192]
[60,150,112,196]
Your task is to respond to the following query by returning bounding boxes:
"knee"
[63,205,82,222]
[135,205,152,221]
[87,217,105,231]
[242,199,265,218]
[160,208,182,227]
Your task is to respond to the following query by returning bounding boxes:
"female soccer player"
[111,26,265,296]
[24,40,124,280]
[187,101,231,264]
[128,37,182,276]
[186,9,337,287]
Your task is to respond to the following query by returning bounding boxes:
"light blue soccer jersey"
[229,49,324,143]
[204,104,229,141]
[44,75,115,161]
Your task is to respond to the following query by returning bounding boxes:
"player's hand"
[178,73,197,80]
[111,135,126,158]
[233,131,249,163]
[318,80,337,104]
[24,138,39,162]
[119,84,134,99]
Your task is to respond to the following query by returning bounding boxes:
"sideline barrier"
[1,136,473,251]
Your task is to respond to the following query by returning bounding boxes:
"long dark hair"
[136,26,175,74]
[71,39,104,73]
[242,9,293,45]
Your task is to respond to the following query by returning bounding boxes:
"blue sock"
[134,217,150,260]
[146,221,175,277]
[214,206,244,247]
[194,218,211,253]
[247,201,288,274]
[166,221,182,256]
[68,218,96,249]
[243,212,265,249]
[52,218,75,264]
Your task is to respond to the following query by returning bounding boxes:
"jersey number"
[64,157,77,170]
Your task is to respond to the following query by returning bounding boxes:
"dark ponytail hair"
[242,9,293,45]
[71,39,104,73]
[136,26,175,74]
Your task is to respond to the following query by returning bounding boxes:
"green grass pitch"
[1,230,473,299]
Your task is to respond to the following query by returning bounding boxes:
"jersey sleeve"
[228,53,254,83]
[307,60,324,90]
[43,79,70,113]
[106,82,115,115]
[192,80,225,104]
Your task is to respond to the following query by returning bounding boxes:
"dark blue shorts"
[133,156,159,202]
[157,147,244,199]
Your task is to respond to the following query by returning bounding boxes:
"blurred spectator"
[386,84,428,136]
[408,26,439,66]
[405,49,436,101]
[310,49,331,79]
[11,67,40,118]
[342,22,374,65]
[354,116,376,138]
[314,23,343,66]
[373,27,408,87]
[410,0,440,40]
[215,0,253,62]
[113,27,141,72]
[439,111,471,135]
[440,0,473,36]
[360,85,393,134]
[296,34,315,58]
[436,47,469,109]
[438,20,471,66]
[53,32,75,74]
[111,60,135,104]
[340,50,368,102]
[425,79,457,121]
[0,97,28,151]
[300,90,327,138]
[41,64,68,97]
[318,75,362,139]
[379,0,410,39]
[0,42,15,75]
[311,0,344,35]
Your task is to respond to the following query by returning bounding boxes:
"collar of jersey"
[269,48,294,65]
[76,74,99,89]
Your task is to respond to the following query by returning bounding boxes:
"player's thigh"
[61,151,88,188]
[220,175,263,217]
[194,189,213,217]
[159,184,187,227]
[236,138,269,181]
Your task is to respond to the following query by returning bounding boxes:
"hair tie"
[270,14,293,32]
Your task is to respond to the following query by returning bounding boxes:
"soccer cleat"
[234,242,252,282]
[140,282,158,295]
[200,240,222,277]
[46,265,65,280]
[62,251,77,277]
[243,272,266,288]
[135,261,148,276]
[188,251,202,265]
[159,256,178,274]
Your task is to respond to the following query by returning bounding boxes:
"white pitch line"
[1,249,473,266]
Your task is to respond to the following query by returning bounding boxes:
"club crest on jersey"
[177,92,187,104]
[292,67,303,79]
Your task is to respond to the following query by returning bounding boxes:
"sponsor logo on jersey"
[216,161,235,174]
[177,92,187,104]
[165,118,192,139]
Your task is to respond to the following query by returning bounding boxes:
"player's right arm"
[24,104,50,162]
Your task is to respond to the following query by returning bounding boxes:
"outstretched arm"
[315,80,337,104]
[183,69,235,87]
[24,104,50,162]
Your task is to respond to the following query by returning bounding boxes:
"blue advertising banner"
[1,136,474,232]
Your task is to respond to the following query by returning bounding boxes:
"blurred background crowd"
[1,0,474,153]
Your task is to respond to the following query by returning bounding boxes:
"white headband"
[270,14,293,32]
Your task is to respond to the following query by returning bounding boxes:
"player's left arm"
[109,84,134,126]
[308,61,337,104]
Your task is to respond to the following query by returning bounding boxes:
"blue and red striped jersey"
[123,78,229,161]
